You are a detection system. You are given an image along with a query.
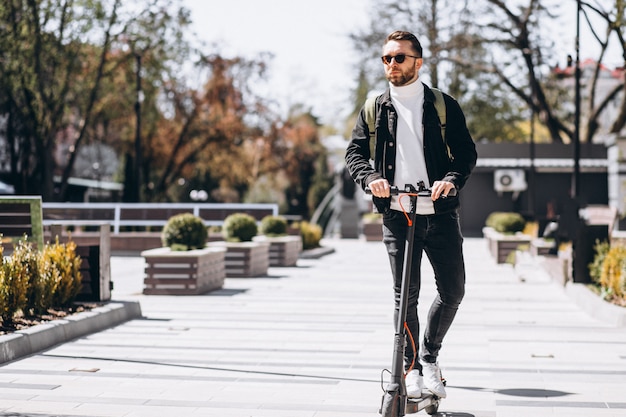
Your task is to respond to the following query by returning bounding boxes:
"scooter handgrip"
[442,188,457,198]
[364,186,399,195]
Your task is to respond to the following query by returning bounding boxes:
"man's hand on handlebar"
[431,180,456,201]
[367,179,391,198]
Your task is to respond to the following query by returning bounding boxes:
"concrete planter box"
[530,238,555,256]
[483,226,532,264]
[253,235,302,267]
[208,241,270,277]
[362,222,383,242]
[141,246,226,295]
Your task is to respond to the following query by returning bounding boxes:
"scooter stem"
[380,184,418,417]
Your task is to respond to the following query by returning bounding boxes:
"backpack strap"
[364,95,377,160]
[431,88,446,139]
[431,87,451,160]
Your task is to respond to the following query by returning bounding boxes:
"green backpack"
[364,87,450,160]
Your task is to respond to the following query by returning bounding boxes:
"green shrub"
[162,213,208,251]
[485,212,526,234]
[0,240,31,324]
[45,239,83,307]
[0,237,87,324]
[299,221,322,250]
[36,251,61,313]
[222,213,258,242]
[208,225,222,234]
[589,240,626,303]
[598,244,626,300]
[260,215,288,237]
[589,239,610,285]
[10,239,51,316]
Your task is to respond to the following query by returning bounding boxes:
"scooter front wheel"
[380,391,405,417]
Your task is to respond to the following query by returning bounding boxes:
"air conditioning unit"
[494,169,527,192]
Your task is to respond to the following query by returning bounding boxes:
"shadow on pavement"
[497,388,573,398]
[205,288,248,296]
[454,385,573,398]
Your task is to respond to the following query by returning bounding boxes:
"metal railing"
[41,202,279,234]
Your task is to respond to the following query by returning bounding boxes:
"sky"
[183,0,370,127]
[181,1,623,129]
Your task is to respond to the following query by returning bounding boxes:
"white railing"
[42,202,279,234]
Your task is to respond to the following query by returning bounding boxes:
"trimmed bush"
[162,213,208,251]
[0,237,85,325]
[299,221,322,250]
[485,212,526,234]
[35,252,61,314]
[260,215,288,237]
[45,239,82,307]
[0,241,30,324]
[223,213,258,242]
[10,239,53,316]
[596,243,626,300]
[589,239,610,285]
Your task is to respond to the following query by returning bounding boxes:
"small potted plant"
[207,225,224,242]
[298,221,323,250]
[141,213,226,294]
[483,211,531,264]
[254,215,302,266]
[362,212,383,242]
[209,213,269,277]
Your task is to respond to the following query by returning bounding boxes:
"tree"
[0,0,123,200]
[113,0,194,202]
[349,0,525,143]
[143,53,276,202]
[276,108,331,219]
[0,0,335,209]
[581,0,626,141]
[455,0,626,145]
[0,0,194,201]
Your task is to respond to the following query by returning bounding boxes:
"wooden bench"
[0,196,44,252]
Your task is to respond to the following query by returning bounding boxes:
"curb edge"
[0,301,143,364]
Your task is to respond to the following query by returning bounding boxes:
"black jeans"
[382,209,465,372]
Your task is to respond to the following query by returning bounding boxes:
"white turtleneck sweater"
[389,80,430,211]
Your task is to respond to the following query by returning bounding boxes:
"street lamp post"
[529,107,535,217]
[133,51,143,202]
[572,0,581,198]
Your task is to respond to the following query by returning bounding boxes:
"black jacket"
[345,83,477,214]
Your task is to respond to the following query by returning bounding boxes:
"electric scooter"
[366,181,451,416]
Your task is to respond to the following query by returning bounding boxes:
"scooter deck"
[406,393,441,415]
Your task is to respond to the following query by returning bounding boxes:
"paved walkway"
[0,237,625,417]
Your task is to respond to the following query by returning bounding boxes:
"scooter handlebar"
[364,185,457,197]
[364,186,401,195]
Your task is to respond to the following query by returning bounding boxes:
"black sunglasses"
[381,54,421,65]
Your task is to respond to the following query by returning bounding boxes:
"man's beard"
[387,67,417,86]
